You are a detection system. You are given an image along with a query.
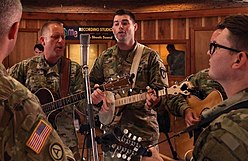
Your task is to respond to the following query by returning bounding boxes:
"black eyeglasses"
[209,42,241,55]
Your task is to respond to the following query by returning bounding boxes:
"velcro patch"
[160,67,167,79]
[26,119,52,154]
[49,143,64,160]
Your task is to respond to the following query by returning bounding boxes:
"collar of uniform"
[0,63,7,76]
[114,41,139,63]
[37,55,60,74]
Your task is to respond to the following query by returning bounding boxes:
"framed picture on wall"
[140,40,190,83]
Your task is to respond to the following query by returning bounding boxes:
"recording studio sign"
[64,26,114,40]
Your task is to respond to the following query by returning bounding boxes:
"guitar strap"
[59,57,71,97]
[130,43,144,89]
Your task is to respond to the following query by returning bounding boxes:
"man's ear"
[134,23,138,31]
[8,22,20,40]
[40,36,45,46]
[232,52,247,68]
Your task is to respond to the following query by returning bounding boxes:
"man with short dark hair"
[91,9,168,161]
[34,43,44,55]
[193,15,248,161]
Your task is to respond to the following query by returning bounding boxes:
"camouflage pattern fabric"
[0,63,75,161]
[8,55,84,156]
[193,89,248,161]
[90,42,168,160]
[167,68,227,117]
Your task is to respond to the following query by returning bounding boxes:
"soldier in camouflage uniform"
[9,21,83,160]
[0,0,74,160]
[91,9,168,161]
[167,24,227,127]
[193,15,248,160]
[167,68,227,126]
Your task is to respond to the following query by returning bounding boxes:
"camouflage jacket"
[8,55,84,148]
[0,63,75,161]
[193,88,248,161]
[90,42,168,145]
[167,68,227,117]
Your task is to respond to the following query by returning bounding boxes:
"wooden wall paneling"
[142,20,156,40]
[135,21,142,40]
[189,17,202,29]
[190,27,214,73]
[19,19,27,29]
[26,19,39,29]
[158,19,171,40]
[8,29,39,68]
[172,18,186,40]
[203,16,220,28]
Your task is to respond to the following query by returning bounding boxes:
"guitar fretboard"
[115,85,184,107]
[42,92,85,114]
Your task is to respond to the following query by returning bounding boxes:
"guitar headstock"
[168,81,193,96]
[101,75,133,92]
[96,126,151,161]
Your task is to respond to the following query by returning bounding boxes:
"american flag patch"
[26,119,52,154]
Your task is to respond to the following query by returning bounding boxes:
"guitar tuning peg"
[127,157,131,161]
[128,133,132,138]
[117,75,120,79]
[123,129,129,135]
[117,153,122,158]
[122,89,125,94]
[132,135,137,140]
[137,137,142,142]
[109,77,113,81]
[122,154,127,160]
[112,144,117,148]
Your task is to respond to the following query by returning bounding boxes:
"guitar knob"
[137,137,142,142]
[123,129,129,134]
[117,153,122,158]
[122,154,127,159]
[132,135,137,140]
[122,89,125,94]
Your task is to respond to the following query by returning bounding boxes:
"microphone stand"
[80,34,99,161]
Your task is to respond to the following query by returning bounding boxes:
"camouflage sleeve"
[166,71,203,117]
[147,49,169,111]
[8,61,27,85]
[193,108,248,161]
[1,76,75,161]
[89,55,105,86]
[167,68,224,117]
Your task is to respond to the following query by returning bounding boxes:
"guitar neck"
[115,87,177,107]
[42,91,86,114]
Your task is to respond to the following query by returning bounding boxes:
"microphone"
[80,34,90,66]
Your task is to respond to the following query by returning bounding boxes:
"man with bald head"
[0,0,75,160]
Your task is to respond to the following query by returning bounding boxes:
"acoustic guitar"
[187,89,223,118]
[181,89,223,161]
[35,75,133,127]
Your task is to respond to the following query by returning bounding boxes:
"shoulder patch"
[49,143,64,160]
[160,67,167,79]
[26,119,52,154]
